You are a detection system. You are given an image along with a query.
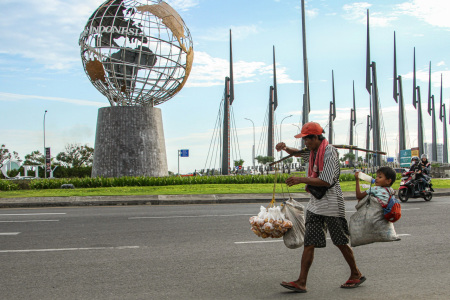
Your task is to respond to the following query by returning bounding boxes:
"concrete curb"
[1,190,449,208]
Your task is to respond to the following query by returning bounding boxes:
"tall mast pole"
[441,74,448,163]
[268,46,278,159]
[393,32,406,151]
[221,30,234,175]
[328,70,336,143]
[428,62,438,161]
[413,48,424,155]
[366,114,371,166]
[301,0,310,148]
[366,10,381,166]
[268,87,274,158]
[349,80,356,166]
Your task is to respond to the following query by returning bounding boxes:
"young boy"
[355,167,397,203]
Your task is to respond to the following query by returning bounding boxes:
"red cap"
[294,122,324,138]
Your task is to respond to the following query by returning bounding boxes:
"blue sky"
[1,0,449,173]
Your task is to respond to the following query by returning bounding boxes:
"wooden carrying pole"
[269,145,387,166]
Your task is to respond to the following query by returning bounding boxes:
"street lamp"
[292,123,302,150]
[279,115,293,158]
[244,118,255,170]
[43,110,47,179]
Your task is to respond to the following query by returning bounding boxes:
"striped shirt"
[306,145,345,218]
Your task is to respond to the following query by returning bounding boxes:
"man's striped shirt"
[306,145,345,218]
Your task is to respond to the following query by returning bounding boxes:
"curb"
[1,191,449,208]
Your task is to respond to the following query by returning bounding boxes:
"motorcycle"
[398,171,434,202]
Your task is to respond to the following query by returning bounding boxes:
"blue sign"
[387,157,394,163]
[180,149,189,157]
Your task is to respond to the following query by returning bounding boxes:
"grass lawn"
[1,179,449,198]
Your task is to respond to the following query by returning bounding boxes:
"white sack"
[349,195,400,247]
[281,198,306,249]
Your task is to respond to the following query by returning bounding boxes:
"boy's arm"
[355,172,367,201]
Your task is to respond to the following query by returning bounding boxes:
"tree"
[255,155,274,165]
[56,144,94,168]
[0,144,21,167]
[234,159,244,167]
[284,157,294,164]
[23,150,45,165]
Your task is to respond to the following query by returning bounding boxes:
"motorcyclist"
[420,154,432,189]
[421,154,431,176]
[409,156,425,192]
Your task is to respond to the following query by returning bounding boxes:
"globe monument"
[79,0,193,177]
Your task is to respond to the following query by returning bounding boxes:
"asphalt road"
[1,197,450,300]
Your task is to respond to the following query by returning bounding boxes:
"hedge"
[0,172,402,191]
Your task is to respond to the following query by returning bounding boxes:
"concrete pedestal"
[92,106,168,178]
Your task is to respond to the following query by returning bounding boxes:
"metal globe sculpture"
[79,0,194,106]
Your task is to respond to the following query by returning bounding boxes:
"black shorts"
[304,211,350,248]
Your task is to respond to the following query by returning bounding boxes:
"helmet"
[411,156,419,161]
[421,154,427,159]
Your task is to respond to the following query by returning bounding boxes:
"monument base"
[92,106,168,178]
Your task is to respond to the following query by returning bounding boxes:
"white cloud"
[0,92,105,107]
[0,0,104,70]
[0,0,197,71]
[437,61,445,67]
[342,2,397,27]
[186,51,301,87]
[197,25,259,42]
[396,0,450,28]
[166,0,199,11]
[402,69,450,89]
[306,8,319,18]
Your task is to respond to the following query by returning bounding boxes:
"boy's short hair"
[377,166,396,186]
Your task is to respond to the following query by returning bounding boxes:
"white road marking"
[129,213,254,220]
[0,213,66,216]
[346,208,420,213]
[235,240,283,244]
[397,234,411,237]
[0,232,20,236]
[0,246,140,253]
[0,220,59,223]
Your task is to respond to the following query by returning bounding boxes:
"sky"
[1,0,450,174]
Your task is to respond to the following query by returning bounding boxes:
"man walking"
[276,122,365,293]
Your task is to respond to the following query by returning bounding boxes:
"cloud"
[186,51,301,87]
[0,92,105,107]
[197,25,259,42]
[306,8,319,18]
[402,68,450,89]
[396,0,450,28]
[342,2,397,27]
[0,0,104,70]
[0,0,197,71]
[166,0,199,11]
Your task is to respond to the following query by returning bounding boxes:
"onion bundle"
[249,206,293,239]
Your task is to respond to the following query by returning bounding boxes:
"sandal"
[340,276,366,288]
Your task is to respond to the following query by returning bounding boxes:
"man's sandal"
[340,276,366,288]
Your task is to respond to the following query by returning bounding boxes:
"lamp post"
[355,122,363,166]
[43,110,47,179]
[292,123,302,150]
[244,118,255,170]
[279,115,293,158]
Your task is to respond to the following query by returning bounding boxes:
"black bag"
[305,185,328,199]
[305,181,337,199]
